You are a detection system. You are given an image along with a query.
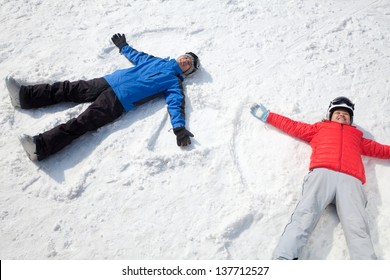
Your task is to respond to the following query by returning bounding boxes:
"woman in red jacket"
[251,97,390,259]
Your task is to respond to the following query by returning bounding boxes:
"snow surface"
[1,0,390,260]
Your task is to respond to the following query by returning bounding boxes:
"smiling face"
[331,109,351,125]
[176,55,193,73]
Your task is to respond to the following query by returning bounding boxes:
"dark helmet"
[182,52,200,77]
[327,96,355,123]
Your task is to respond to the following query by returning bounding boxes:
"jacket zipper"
[338,124,344,171]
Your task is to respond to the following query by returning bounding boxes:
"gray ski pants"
[272,168,377,260]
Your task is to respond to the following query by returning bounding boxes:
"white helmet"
[327,96,355,123]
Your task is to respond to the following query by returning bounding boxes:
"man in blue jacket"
[6,33,200,161]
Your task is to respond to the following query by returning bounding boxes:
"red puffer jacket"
[267,112,390,184]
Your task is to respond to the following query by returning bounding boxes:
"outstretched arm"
[165,82,194,147]
[362,138,390,159]
[250,103,316,142]
[111,33,153,65]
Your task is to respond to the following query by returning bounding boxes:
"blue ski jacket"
[104,45,186,129]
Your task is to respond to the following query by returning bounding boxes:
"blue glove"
[250,103,270,122]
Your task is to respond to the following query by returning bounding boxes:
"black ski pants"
[20,78,125,160]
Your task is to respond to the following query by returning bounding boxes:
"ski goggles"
[329,97,355,110]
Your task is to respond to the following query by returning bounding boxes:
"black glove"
[173,127,194,147]
[111,33,128,51]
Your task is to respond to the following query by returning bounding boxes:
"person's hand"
[173,127,194,147]
[111,33,128,51]
[250,103,269,122]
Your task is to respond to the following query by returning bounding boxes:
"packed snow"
[1,0,390,260]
